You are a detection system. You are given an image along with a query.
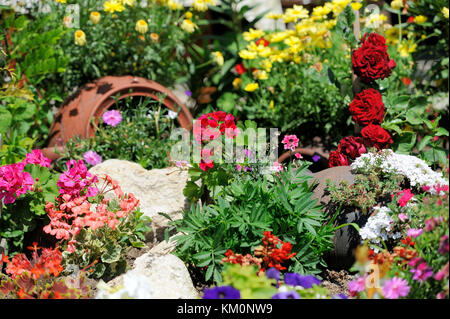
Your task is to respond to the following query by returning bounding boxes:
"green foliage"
[61,206,151,281]
[54,96,177,171]
[39,0,195,95]
[382,93,449,167]
[221,264,277,299]
[327,168,405,214]
[171,163,335,283]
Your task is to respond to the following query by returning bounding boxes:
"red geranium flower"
[235,63,247,75]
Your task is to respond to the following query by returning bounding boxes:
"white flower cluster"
[359,206,402,251]
[351,150,449,193]
[95,271,153,299]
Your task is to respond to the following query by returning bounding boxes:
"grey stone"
[106,253,199,299]
[89,159,190,242]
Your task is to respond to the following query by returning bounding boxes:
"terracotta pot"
[42,76,194,160]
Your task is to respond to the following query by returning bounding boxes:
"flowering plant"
[55,96,177,171]
[0,150,59,254]
[0,245,91,299]
[43,164,151,280]
[172,163,335,283]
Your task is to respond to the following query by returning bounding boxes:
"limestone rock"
[106,253,199,299]
[89,159,189,241]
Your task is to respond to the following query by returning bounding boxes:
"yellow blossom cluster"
[239,0,352,70]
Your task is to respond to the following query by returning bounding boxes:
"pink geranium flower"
[0,162,35,204]
[23,149,52,167]
[83,151,102,166]
[398,213,408,222]
[281,134,299,151]
[270,162,283,173]
[382,277,410,299]
[102,109,122,127]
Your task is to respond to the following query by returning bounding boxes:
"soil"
[321,269,354,297]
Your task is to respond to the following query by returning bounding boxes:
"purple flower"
[284,273,321,289]
[271,291,301,299]
[83,151,102,166]
[410,262,433,282]
[266,268,280,281]
[184,90,192,97]
[382,277,410,299]
[406,228,424,238]
[312,155,321,162]
[102,109,122,127]
[348,275,366,294]
[332,294,348,299]
[203,286,241,299]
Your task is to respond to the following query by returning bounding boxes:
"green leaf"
[0,108,12,134]
[393,132,417,154]
[101,243,122,264]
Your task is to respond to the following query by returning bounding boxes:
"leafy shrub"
[170,163,335,283]
[54,96,178,171]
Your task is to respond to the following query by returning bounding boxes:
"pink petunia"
[348,275,366,295]
[83,150,102,166]
[398,213,408,222]
[382,277,410,299]
[102,109,122,127]
[406,228,424,238]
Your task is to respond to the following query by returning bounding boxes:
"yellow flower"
[186,11,193,19]
[244,83,259,92]
[56,0,67,3]
[269,100,274,109]
[193,0,215,12]
[264,12,283,19]
[283,5,309,23]
[232,78,242,89]
[168,0,183,10]
[136,19,148,34]
[312,5,332,18]
[238,49,257,60]
[390,0,403,10]
[366,13,388,29]
[415,15,427,24]
[150,33,160,42]
[212,51,224,66]
[181,19,196,33]
[260,59,272,72]
[397,40,417,57]
[74,30,86,46]
[350,2,362,11]
[443,7,449,19]
[243,28,265,42]
[90,11,101,24]
[253,69,268,80]
[122,0,136,6]
[104,0,125,13]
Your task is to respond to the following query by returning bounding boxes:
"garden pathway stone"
[106,253,199,299]
[89,159,189,242]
